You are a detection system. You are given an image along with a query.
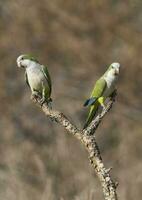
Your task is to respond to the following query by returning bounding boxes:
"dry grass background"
[0,0,142,199]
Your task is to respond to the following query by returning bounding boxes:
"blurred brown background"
[0,0,142,199]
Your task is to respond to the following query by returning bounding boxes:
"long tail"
[83,102,99,129]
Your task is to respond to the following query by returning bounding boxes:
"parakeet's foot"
[50,117,56,122]
[39,97,52,107]
[98,97,106,110]
[31,91,41,102]
[47,100,52,109]
[48,97,52,103]
[101,104,106,110]
[39,97,46,105]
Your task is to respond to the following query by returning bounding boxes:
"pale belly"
[103,84,115,97]
[26,67,47,92]
[103,75,118,98]
[103,78,117,98]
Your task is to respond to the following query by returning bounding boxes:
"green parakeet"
[83,62,120,128]
[17,54,52,103]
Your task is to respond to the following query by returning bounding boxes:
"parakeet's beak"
[17,61,21,67]
[17,61,24,68]
[114,68,119,75]
[20,64,25,68]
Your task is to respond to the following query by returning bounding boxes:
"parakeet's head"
[17,54,39,68]
[106,62,120,77]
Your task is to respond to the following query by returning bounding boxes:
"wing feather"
[41,65,52,95]
[25,71,30,87]
[83,97,97,107]
[83,78,106,107]
[90,78,106,98]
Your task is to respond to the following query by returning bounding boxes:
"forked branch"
[31,92,118,200]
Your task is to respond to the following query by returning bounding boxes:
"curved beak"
[17,61,24,68]
[114,68,119,75]
[17,61,21,67]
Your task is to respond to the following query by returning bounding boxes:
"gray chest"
[26,65,45,90]
[103,76,117,97]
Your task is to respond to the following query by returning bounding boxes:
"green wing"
[25,71,30,87]
[41,65,52,95]
[90,78,107,98]
[84,78,106,107]
[83,78,107,128]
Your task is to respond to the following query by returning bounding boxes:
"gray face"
[17,55,37,68]
[104,63,120,81]
[110,63,120,76]
[111,63,120,76]
[17,55,27,68]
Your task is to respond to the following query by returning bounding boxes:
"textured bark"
[31,93,118,200]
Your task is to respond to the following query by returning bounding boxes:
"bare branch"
[31,95,118,200]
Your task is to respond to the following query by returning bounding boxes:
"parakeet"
[83,62,120,128]
[17,54,52,104]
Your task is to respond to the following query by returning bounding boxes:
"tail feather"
[83,103,99,129]
[83,97,98,107]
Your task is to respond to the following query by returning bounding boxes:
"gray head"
[106,62,120,77]
[16,54,39,68]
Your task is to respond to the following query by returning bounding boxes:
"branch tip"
[105,167,113,173]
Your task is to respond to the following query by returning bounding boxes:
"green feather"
[83,78,106,128]
[84,102,99,128]
[41,65,52,97]
[25,71,30,87]
[22,55,39,63]
[90,78,106,98]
